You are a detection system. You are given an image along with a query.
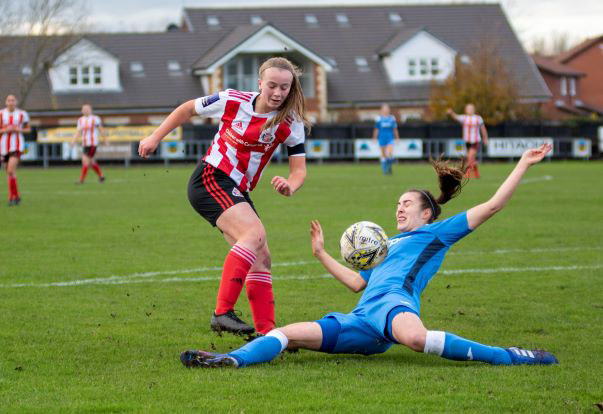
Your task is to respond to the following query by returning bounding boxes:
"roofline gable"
[193,24,334,74]
[380,28,457,57]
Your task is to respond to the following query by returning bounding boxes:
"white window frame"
[407,57,440,79]
[569,77,576,96]
[224,55,315,98]
[560,77,567,96]
[68,64,102,87]
[389,12,402,24]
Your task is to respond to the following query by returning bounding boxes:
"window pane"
[420,59,427,66]
[242,56,253,75]
[69,67,77,75]
[409,69,415,76]
[226,59,238,76]
[94,76,101,84]
[409,59,416,66]
[431,58,438,66]
[94,66,101,74]
[82,66,89,75]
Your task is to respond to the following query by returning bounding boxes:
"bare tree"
[0,0,89,106]
[429,40,520,124]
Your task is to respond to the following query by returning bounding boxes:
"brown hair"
[258,57,311,132]
[409,159,467,222]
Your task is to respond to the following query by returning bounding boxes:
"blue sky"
[85,0,602,52]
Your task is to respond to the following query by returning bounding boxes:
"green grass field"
[1,161,602,413]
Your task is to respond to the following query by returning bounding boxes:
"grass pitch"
[1,161,602,413]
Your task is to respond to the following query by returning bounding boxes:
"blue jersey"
[375,115,397,146]
[356,211,472,316]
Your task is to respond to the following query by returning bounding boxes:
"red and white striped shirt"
[77,115,102,147]
[459,115,484,144]
[196,89,305,192]
[0,108,29,156]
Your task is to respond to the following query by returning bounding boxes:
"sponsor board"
[20,142,37,161]
[307,139,330,159]
[38,125,181,143]
[161,141,185,159]
[487,138,554,158]
[572,138,591,158]
[446,139,466,157]
[355,139,422,159]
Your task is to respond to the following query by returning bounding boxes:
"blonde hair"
[259,57,311,132]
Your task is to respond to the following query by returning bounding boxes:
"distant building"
[0,4,549,129]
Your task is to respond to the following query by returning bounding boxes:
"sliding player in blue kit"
[180,144,558,368]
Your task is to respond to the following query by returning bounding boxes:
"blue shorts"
[378,138,394,148]
[316,313,392,355]
[315,293,420,355]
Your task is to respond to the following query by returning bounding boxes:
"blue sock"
[380,159,387,174]
[425,331,512,365]
[228,331,288,367]
[387,158,394,173]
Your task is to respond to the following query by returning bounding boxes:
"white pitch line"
[521,175,553,184]
[2,246,601,288]
[1,264,601,289]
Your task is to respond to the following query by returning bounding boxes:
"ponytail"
[258,57,311,132]
[411,159,467,222]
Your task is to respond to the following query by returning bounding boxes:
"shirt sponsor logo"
[223,128,275,152]
[388,236,410,247]
[232,188,244,198]
[201,93,220,108]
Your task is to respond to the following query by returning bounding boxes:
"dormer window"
[305,14,318,27]
[68,64,102,87]
[130,61,145,77]
[389,12,402,24]
[207,15,220,28]
[167,60,182,75]
[336,13,350,27]
[407,57,440,79]
[250,15,263,25]
[355,56,370,72]
[22,65,32,77]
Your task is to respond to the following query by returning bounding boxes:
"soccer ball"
[340,221,388,270]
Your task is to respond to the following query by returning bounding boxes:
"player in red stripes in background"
[73,104,106,183]
[139,57,310,336]
[1,94,30,206]
[447,104,488,178]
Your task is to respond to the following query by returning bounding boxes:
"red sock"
[215,244,256,315]
[80,165,89,182]
[91,163,103,177]
[8,175,18,199]
[473,164,480,179]
[246,272,275,334]
[7,176,14,200]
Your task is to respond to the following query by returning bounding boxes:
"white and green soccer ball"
[340,221,388,271]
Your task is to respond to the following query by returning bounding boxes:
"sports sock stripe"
[232,245,256,266]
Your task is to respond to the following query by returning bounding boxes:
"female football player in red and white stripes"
[139,57,310,336]
[447,104,488,178]
[73,104,106,183]
[1,94,30,206]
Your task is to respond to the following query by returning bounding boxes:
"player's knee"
[401,331,426,352]
[255,244,271,269]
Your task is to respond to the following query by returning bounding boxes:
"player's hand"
[520,143,552,166]
[271,176,292,196]
[310,220,325,257]
[138,135,160,158]
[446,108,454,115]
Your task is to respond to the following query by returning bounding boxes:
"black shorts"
[83,146,97,157]
[187,162,257,227]
[1,151,20,163]
[465,142,480,151]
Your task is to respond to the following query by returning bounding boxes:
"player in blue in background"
[181,144,558,368]
[372,104,399,175]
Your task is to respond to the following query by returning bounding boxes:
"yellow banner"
[37,125,181,143]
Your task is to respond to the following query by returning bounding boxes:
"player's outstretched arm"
[310,220,367,293]
[467,144,552,230]
[138,100,196,158]
[446,108,461,123]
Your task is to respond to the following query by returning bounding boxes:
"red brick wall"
[563,40,603,109]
